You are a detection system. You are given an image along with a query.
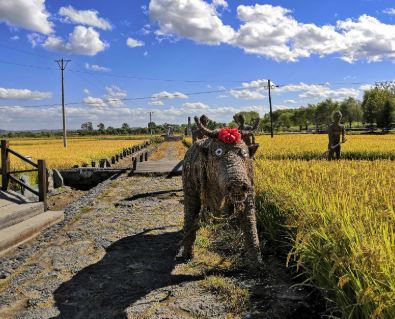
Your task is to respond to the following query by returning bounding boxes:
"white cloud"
[144,51,148,56]
[182,102,210,109]
[85,63,111,71]
[102,86,127,107]
[383,8,395,15]
[0,87,52,100]
[277,82,326,93]
[151,91,188,99]
[284,99,297,103]
[299,87,360,101]
[242,79,271,91]
[359,84,374,91]
[229,89,266,100]
[206,84,211,88]
[83,89,90,95]
[10,35,19,41]
[148,101,164,106]
[127,38,145,47]
[217,95,229,98]
[27,33,44,47]
[149,0,235,45]
[82,96,107,107]
[0,0,53,35]
[149,2,395,63]
[42,26,109,56]
[59,6,112,30]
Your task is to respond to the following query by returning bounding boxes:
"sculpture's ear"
[248,143,259,157]
[194,140,209,160]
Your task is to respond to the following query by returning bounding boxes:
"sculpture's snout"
[227,181,251,203]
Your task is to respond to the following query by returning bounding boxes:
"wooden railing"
[1,140,47,211]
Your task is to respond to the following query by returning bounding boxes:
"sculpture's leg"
[238,195,263,271]
[181,195,201,259]
[336,145,341,160]
[328,143,334,161]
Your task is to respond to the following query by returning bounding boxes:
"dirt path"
[0,143,323,319]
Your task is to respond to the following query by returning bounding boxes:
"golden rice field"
[255,134,395,160]
[254,159,395,318]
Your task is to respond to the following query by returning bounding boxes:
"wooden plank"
[38,160,47,212]
[8,175,39,196]
[7,148,38,168]
[1,140,10,190]
[0,210,64,255]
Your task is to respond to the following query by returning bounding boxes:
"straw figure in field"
[328,110,346,160]
[181,116,263,271]
[238,114,256,146]
[192,114,209,143]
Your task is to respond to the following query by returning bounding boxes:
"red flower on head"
[218,128,241,144]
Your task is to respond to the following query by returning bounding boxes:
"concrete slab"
[0,190,31,208]
[0,202,44,230]
[133,160,183,175]
[0,210,64,254]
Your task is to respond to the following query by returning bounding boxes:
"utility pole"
[268,79,274,138]
[55,59,71,147]
[147,111,154,137]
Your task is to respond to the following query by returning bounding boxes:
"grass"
[201,275,251,318]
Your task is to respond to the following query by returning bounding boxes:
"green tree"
[228,121,238,129]
[207,120,224,130]
[81,122,93,131]
[279,113,292,129]
[7,131,15,138]
[233,111,260,125]
[97,123,105,130]
[340,97,363,128]
[314,99,338,124]
[292,107,306,132]
[377,99,395,132]
[121,123,130,130]
[362,88,394,131]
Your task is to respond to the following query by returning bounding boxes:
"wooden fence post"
[38,159,47,211]
[145,151,148,161]
[1,140,10,190]
[133,158,137,170]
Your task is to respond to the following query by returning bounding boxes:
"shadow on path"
[52,228,198,319]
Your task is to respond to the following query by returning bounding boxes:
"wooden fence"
[0,140,47,211]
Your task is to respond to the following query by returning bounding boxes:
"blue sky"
[0,0,395,130]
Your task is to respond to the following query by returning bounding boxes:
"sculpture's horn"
[239,117,261,137]
[194,116,220,138]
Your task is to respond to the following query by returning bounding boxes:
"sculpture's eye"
[215,149,223,157]
[241,149,248,157]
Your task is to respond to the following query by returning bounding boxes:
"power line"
[0,80,384,109]
[0,57,390,87]
[64,69,253,83]
[0,44,52,59]
[0,60,57,70]
[70,62,141,107]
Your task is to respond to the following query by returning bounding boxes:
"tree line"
[1,82,394,139]
[234,82,395,133]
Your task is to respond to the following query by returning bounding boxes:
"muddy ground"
[0,141,324,319]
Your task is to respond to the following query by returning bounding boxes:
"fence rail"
[1,140,47,211]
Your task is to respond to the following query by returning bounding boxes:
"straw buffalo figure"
[181,116,262,270]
